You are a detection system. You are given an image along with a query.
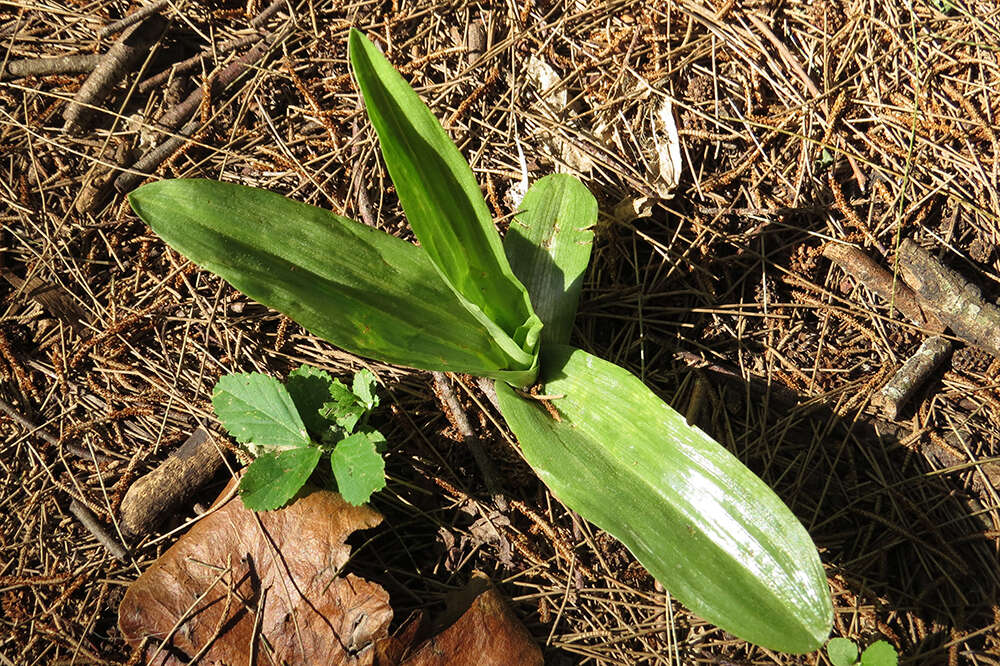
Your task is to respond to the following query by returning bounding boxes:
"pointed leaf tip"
[504,174,596,346]
[496,345,833,652]
[348,29,541,383]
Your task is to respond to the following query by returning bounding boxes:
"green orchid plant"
[128,29,833,653]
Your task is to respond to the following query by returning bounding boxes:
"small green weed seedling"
[827,638,898,666]
[129,29,834,653]
[212,365,385,509]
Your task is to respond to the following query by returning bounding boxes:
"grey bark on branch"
[823,242,944,331]
[898,239,1000,358]
[874,335,952,419]
[2,54,101,79]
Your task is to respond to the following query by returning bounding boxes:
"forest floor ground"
[3,0,1000,663]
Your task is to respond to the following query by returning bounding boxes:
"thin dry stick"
[137,33,260,93]
[432,371,506,509]
[476,376,500,410]
[823,242,943,331]
[153,33,273,132]
[69,500,128,561]
[0,396,58,446]
[97,0,171,40]
[137,0,286,92]
[62,15,167,135]
[745,12,866,190]
[248,0,287,29]
[684,373,710,427]
[114,118,199,192]
[0,396,113,462]
[116,35,274,192]
[875,335,952,419]
[3,54,101,79]
[349,118,376,227]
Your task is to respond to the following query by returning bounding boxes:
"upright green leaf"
[495,345,833,653]
[130,179,534,384]
[351,369,378,411]
[212,373,310,452]
[504,174,596,346]
[322,379,365,434]
[348,29,541,381]
[240,447,323,511]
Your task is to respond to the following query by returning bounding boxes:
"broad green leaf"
[495,345,833,653]
[348,29,541,382]
[828,638,860,666]
[212,373,310,452]
[286,365,336,436]
[130,179,535,385]
[860,641,898,666]
[331,432,386,505]
[351,369,378,411]
[239,447,322,511]
[504,174,596,346]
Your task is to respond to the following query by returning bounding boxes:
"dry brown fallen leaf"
[119,479,390,665]
[120,480,542,665]
[397,572,543,666]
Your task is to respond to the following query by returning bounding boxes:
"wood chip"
[118,427,226,538]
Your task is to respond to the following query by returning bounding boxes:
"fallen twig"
[823,242,943,331]
[62,16,167,135]
[118,427,225,538]
[898,239,1000,358]
[875,335,952,419]
[2,53,100,79]
[97,0,170,40]
[432,372,507,510]
[136,0,286,93]
[115,32,275,192]
[69,499,128,561]
[745,12,866,191]
[1,268,92,332]
[114,118,200,193]
[349,118,376,227]
[0,396,114,462]
[137,33,260,93]
[148,33,274,134]
[684,373,711,428]
[248,0,288,29]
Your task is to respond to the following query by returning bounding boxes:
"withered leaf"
[400,572,542,665]
[119,479,391,665]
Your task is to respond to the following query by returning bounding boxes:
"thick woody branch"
[118,427,225,538]
[2,54,101,79]
[898,239,1000,358]
[62,16,167,135]
[97,0,170,40]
